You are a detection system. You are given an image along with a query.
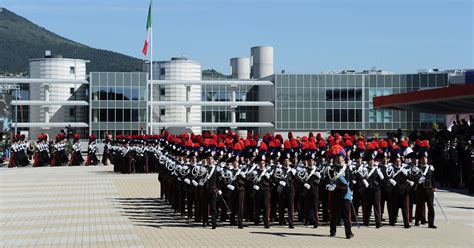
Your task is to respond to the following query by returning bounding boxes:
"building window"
[70,67,75,74]
[160,88,166,96]
[334,109,340,122]
[160,109,165,116]
[70,87,75,94]
[100,109,107,122]
[326,109,333,122]
[326,90,333,101]
[356,109,362,122]
[326,109,362,122]
[240,112,246,120]
[325,89,362,101]
[132,109,138,122]
[124,109,131,122]
[69,108,75,116]
[108,109,115,122]
[160,68,165,75]
[116,109,123,122]
[341,109,348,122]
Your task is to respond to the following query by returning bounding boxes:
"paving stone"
[1,166,472,247]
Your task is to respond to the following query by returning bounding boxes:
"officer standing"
[202,152,219,229]
[362,148,383,228]
[415,152,437,229]
[253,146,271,229]
[389,154,411,228]
[327,145,354,239]
[278,155,296,228]
[228,152,246,229]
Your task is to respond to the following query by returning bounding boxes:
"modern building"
[273,72,449,137]
[144,57,203,134]
[89,72,148,139]
[2,47,472,140]
[4,51,89,139]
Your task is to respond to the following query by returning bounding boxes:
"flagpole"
[149,1,153,134]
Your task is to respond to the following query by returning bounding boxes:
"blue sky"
[2,0,473,74]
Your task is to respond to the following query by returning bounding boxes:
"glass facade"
[201,84,258,131]
[275,73,448,131]
[89,72,148,139]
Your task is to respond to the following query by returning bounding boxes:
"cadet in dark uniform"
[389,153,411,228]
[378,149,393,222]
[228,149,246,229]
[351,141,366,223]
[202,152,219,229]
[327,145,354,239]
[278,155,296,228]
[363,148,383,228]
[303,149,321,228]
[253,144,271,229]
[415,151,437,229]
[69,134,83,166]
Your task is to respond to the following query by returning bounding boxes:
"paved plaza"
[1,165,473,247]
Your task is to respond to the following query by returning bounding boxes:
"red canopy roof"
[373,84,474,114]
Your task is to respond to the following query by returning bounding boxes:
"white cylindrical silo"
[147,57,202,134]
[250,46,274,79]
[29,53,88,138]
[230,57,250,79]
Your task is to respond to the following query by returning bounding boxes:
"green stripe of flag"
[146,1,152,28]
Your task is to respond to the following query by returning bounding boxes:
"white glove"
[352,180,357,185]
[279,181,287,187]
[377,168,384,180]
[418,176,425,184]
[304,183,311,190]
[291,168,296,175]
[363,179,369,188]
[184,178,191,185]
[265,172,271,178]
[217,190,222,195]
[401,169,408,176]
[407,180,414,187]
[227,184,235,191]
[253,185,260,191]
[192,180,198,187]
[199,181,204,186]
[389,179,397,186]
[326,184,336,191]
[315,172,321,178]
[239,171,246,178]
[433,192,437,197]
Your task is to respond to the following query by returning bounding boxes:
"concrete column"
[45,107,50,123]
[93,110,98,122]
[186,86,191,101]
[44,84,50,101]
[186,107,191,123]
[231,85,237,131]
[231,108,236,123]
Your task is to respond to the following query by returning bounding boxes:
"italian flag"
[142,1,152,56]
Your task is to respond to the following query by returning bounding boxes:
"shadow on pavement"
[111,197,206,229]
[250,231,344,239]
[437,187,474,197]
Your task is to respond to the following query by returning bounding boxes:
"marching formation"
[8,133,104,167]
[107,130,440,238]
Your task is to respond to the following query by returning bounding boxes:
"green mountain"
[202,69,228,79]
[0,7,143,74]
